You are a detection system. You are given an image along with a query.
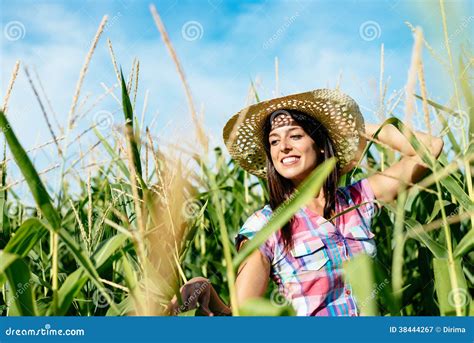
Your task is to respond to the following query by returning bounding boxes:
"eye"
[270,139,279,146]
[290,134,302,140]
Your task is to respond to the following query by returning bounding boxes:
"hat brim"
[223,89,365,178]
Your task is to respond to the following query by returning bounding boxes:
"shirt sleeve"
[234,207,275,264]
[338,178,380,226]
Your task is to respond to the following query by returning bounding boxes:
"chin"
[277,168,307,183]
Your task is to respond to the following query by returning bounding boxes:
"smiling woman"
[261,109,341,254]
[168,88,445,317]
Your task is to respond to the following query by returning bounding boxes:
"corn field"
[0,3,473,317]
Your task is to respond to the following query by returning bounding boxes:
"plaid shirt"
[235,178,380,316]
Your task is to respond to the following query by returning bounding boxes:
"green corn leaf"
[434,109,461,155]
[233,158,336,268]
[119,251,138,292]
[413,94,464,117]
[106,296,134,316]
[0,109,118,314]
[0,218,48,290]
[0,110,60,229]
[93,233,130,266]
[3,218,49,257]
[249,79,260,103]
[454,229,474,258]
[459,55,474,139]
[343,254,379,316]
[433,258,470,316]
[177,309,197,316]
[0,251,19,275]
[120,69,145,192]
[52,233,129,315]
[359,117,473,212]
[403,216,447,259]
[427,199,451,223]
[51,268,84,316]
[1,252,38,316]
[239,297,295,316]
[0,159,6,233]
[53,224,120,313]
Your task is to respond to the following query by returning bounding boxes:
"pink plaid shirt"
[235,178,380,316]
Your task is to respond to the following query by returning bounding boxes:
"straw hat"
[222,89,365,178]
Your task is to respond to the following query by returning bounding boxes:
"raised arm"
[364,123,444,203]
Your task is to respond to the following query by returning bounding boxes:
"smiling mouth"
[281,156,300,166]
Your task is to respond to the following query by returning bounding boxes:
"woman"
[169,89,444,316]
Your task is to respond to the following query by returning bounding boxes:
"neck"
[306,189,326,215]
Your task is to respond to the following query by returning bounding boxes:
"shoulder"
[234,205,276,256]
[337,177,380,219]
[239,205,273,238]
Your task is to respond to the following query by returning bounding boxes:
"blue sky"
[0,0,472,195]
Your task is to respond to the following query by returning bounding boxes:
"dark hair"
[262,109,339,253]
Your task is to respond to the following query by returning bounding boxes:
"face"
[268,113,319,185]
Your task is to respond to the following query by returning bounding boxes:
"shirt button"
[345,289,351,295]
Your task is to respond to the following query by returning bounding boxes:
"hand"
[167,277,215,316]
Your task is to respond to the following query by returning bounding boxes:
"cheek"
[300,143,318,164]
[270,147,279,164]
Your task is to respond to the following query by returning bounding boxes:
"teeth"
[282,157,299,165]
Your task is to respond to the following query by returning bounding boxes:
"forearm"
[364,123,443,159]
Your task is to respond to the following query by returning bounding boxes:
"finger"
[178,284,201,313]
[195,306,214,316]
[167,295,179,316]
[197,284,213,316]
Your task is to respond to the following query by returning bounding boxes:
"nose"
[279,137,292,152]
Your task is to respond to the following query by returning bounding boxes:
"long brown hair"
[262,109,339,253]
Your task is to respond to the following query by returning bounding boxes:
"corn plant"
[0,2,472,318]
